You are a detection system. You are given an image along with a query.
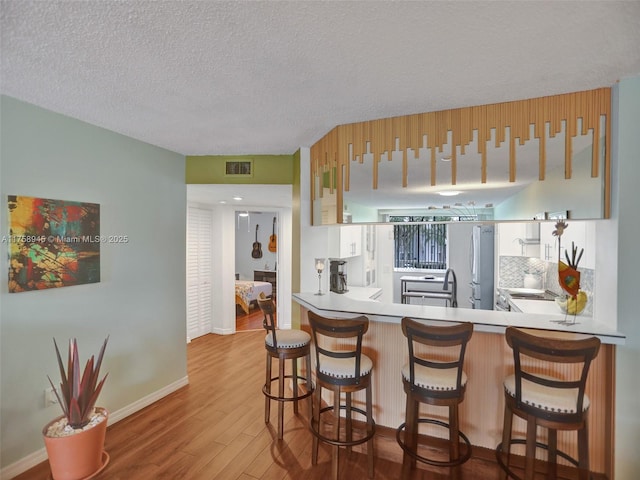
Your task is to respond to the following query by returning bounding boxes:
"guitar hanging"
[268,216,277,253]
[252,224,263,259]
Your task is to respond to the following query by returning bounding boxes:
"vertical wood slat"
[371,121,379,189]
[354,121,363,163]
[509,102,516,182]
[342,124,351,192]
[538,98,547,181]
[311,87,611,222]
[602,88,612,218]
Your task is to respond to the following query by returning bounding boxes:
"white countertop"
[328,286,382,301]
[509,298,566,315]
[293,291,625,345]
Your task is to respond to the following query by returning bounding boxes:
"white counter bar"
[293,290,625,345]
[293,290,621,477]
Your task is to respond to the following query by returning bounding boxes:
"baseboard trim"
[212,327,234,335]
[0,376,189,480]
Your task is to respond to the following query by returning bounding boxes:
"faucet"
[443,268,458,307]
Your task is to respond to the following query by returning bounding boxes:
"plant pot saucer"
[48,451,109,480]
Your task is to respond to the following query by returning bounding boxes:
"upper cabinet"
[310,88,611,225]
[329,225,363,258]
[497,223,539,257]
[539,220,595,270]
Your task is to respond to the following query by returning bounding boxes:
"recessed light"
[440,156,452,162]
[232,196,243,201]
[437,191,461,197]
[219,200,227,204]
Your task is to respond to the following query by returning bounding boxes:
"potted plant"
[43,336,110,480]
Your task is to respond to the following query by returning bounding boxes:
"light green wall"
[614,75,640,479]
[186,154,294,184]
[0,96,187,470]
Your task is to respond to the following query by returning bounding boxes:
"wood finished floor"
[15,331,597,480]
[236,303,268,331]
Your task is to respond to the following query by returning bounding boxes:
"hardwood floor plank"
[13,330,602,480]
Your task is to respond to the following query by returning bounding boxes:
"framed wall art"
[7,195,100,292]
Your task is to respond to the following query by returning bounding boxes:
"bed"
[235,280,273,315]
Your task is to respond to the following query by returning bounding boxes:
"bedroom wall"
[0,96,187,474]
[234,211,279,280]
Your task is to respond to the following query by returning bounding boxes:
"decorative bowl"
[555,291,587,315]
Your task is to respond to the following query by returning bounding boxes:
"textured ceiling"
[2,1,640,157]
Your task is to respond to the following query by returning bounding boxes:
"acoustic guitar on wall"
[268,217,277,253]
[252,224,263,259]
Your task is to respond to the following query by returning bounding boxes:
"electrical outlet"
[44,387,58,406]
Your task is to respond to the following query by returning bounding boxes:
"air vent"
[225,160,253,177]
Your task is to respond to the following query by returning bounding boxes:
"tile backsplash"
[499,256,594,315]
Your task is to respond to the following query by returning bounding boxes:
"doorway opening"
[235,210,278,331]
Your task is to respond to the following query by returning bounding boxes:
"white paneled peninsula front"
[293,290,624,478]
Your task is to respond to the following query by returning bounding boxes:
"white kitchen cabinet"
[539,220,595,269]
[362,225,376,286]
[539,222,558,262]
[497,222,539,257]
[329,224,363,258]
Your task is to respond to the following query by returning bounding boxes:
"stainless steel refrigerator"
[468,224,495,310]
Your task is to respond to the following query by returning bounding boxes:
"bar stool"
[307,310,375,480]
[496,327,601,480]
[258,295,314,440]
[396,317,473,478]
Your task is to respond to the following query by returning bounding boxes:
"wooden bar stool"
[396,317,473,478]
[496,327,601,480]
[307,310,375,480]
[258,295,314,440]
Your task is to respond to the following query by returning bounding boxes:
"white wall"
[494,142,603,220]
[234,211,278,279]
[0,96,187,475]
[613,75,640,479]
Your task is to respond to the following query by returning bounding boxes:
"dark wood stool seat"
[396,317,473,478]
[495,327,601,480]
[308,310,375,480]
[258,295,314,440]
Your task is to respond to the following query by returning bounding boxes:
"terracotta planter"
[43,407,109,480]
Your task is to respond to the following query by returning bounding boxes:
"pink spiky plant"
[47,337,109,429]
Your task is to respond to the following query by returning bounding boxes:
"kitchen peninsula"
[293,291,624,478]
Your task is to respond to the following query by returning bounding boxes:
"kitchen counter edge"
[292,292,625,345]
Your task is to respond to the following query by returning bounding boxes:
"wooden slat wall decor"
[310,87,611,225]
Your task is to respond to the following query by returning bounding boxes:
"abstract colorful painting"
[7,196,100,292]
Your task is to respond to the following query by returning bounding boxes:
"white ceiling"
[2,1,640,158]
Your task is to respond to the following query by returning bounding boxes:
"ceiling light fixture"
[437,191,461,197]
[233,196,243,201]
[440,155,452,162]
